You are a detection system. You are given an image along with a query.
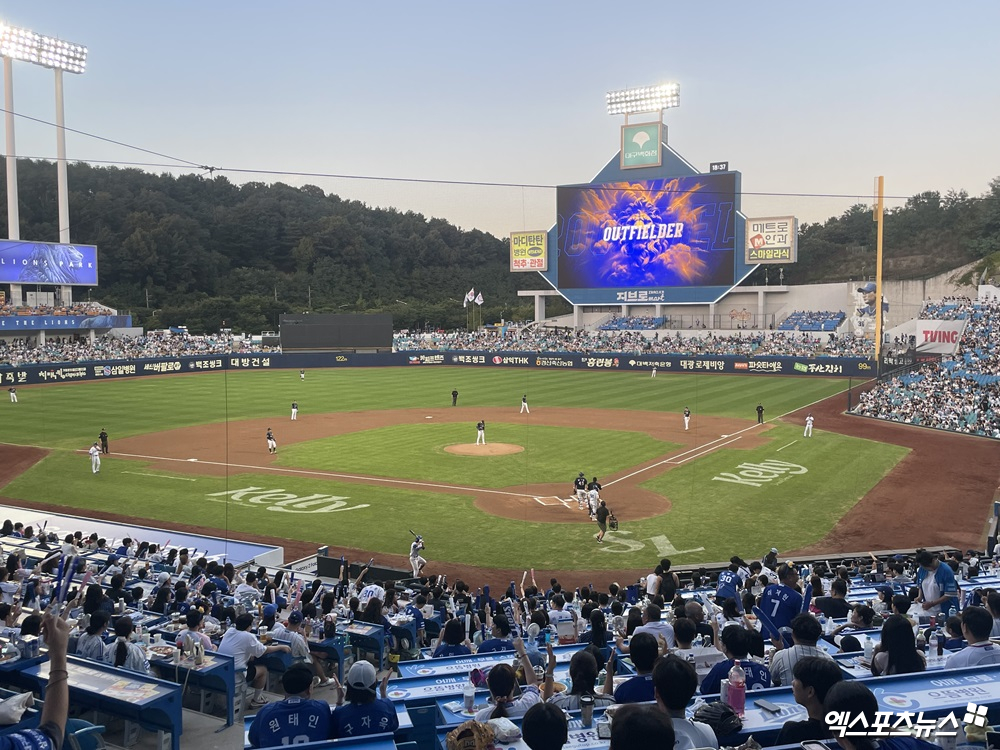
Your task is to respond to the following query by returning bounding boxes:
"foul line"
[121,471,196,482]
[604,382,857,485]
[106,450,541,500]
[776,440,798,452]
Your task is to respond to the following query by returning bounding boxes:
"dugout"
[279,313,392,352]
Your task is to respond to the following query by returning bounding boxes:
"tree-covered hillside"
[1,159,998,333]
[0,160,552,333]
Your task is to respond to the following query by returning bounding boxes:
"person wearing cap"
[285,610,335,687]
[329,660,398,738]
[573,472,588,510]
[218,613,292,708]
[88,441,101,474]
[248,663,336,747]
[856,282,884,317]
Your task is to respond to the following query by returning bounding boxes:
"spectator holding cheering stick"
[5,606,73,750]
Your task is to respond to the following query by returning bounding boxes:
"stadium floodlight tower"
[0,23,87,250]
[0,22,87,308]
[606,82,680,123]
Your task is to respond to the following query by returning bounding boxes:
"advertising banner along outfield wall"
[0,350,875,386]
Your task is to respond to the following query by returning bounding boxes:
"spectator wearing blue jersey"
[700,625,771,695]
[248,663,334,748]
[914,549,959,616]
[609,632,657,703]
[716,564,743,612]
[759,564,803,645]
[330,661,398,738]
[477,614,514,653]
[432,617,472,657]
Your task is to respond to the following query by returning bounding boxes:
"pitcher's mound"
[446,443,524,456]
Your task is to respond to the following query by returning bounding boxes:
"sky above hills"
[4,2,999,237]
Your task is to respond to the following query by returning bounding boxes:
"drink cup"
[463,690,475,712]
[580,694,595,727]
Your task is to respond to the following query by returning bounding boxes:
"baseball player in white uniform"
[476,420,486,445]
[520,394,529,414]
[804,413,814,438]
[409,536,426,578]
[291,401,298,420]
[683,406,691,431]
[266,428,277,454]
[8,388,16,403]
[299,369,305,381]
[651,367,656,378]
[588,488,600,518]
[89,442,101,474]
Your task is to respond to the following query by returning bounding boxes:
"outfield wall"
[0,350,875,385]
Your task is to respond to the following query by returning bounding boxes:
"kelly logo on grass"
[207,486,369,513]
[712,460,808,487]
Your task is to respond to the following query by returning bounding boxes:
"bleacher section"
[597,315,667,331]
[777,310,846,331]
[1,498,995,749]
[853,297,1000,437]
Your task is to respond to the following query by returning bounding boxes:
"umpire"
[99,428,109,455]
[595,501,610,543]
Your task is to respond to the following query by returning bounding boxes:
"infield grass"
[276,423,677,488]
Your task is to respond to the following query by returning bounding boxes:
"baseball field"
[0,365,996,588]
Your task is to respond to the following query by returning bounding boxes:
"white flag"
[474,292,484,306]
[464,288,475,308]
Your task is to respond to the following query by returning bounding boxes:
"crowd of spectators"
[394,327,875,358]
[0,301,112,317]
[598,315,667,331]
[853,297,1000,438]
[0,331,274,367]
[0,514,985,748]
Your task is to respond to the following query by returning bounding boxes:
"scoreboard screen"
[556,174,737,290]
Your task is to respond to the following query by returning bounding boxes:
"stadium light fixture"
[0,24,87,73]
[1,20,88,288]
[606,83,680,116]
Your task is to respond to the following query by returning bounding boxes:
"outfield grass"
[0,367,889,568]
[0,367,850,449]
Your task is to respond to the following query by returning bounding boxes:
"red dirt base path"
[0,391,997,591]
